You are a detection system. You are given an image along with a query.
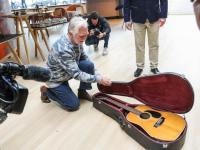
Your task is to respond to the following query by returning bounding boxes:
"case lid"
[97,73,194,114]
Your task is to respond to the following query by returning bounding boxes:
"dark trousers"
[85,33,110,48]
[46,60,94,111]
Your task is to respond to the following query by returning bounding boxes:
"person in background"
[85,11,111,56]
[21,0,27,8]
[11,0,16,10]
[192,0,200,29]
[124,0,168,77]
[40,17,112,111]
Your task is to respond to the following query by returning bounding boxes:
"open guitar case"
[93,73,194,150]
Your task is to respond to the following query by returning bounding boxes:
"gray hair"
[68,17,88,36]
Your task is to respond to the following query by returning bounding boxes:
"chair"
[75,6,84,16]
[66,4,82,11]
[56,8,66,17]
[51,8,62,18]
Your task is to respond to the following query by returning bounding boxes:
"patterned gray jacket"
[45,34,102,88]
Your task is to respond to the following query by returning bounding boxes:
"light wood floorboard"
[0,15,200,150]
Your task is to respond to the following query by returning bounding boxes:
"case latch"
[163,144,168,148]
[181,74,185,79]
[119,117,126,129]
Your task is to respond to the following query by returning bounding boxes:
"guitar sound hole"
[140,113,150,119]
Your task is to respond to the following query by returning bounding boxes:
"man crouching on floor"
[40,17,112,111]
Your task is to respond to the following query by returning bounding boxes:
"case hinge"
[181,74,185,79]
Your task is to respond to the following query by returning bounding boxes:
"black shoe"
[134,68,143,77]
[151,68,160,74]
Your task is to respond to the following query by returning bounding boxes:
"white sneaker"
[102,47,108,55]
[93,44,99,51]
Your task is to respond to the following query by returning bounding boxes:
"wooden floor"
[0,15,200,150]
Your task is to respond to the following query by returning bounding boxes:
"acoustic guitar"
[97,96,186,141]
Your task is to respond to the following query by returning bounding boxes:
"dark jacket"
[124,0,168,24]
[87,15,111,35]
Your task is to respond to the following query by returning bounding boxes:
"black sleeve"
[87,18,92,37]
[87,19,91,32]
[101,17,111,34]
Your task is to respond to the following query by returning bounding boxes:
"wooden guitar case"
[93,73,194,150]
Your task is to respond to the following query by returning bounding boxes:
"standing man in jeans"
[40,17,112,111]
[21,0,27,8]
[124,0,168,77]
[85,11,111,55]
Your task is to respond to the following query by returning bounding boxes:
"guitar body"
[126,105,186,141]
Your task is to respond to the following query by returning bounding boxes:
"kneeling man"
[40,17,112,111]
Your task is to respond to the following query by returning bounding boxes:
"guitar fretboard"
[97,96,142,116]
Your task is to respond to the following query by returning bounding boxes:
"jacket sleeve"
[80,46,100,76]
[160,0,168,18]
[87,18,91,37]
[123,0,131,22]
[57,47,101,83]
[101,17,111,34]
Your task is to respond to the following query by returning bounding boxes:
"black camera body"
[0,61,52,124]
[0,81,28,114]
[0,62,29,124]
[94,28,100,36]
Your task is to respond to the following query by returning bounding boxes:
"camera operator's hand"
[101,76,112,86]
[89,29,94,36]
[97,32,104,39]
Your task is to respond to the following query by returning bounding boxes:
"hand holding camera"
[89,29,95,36]
[89,28,103,38]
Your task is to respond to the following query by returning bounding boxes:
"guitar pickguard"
[144,110,161,118]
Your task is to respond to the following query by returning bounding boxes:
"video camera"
[0,61,52,124]
[94,28,100,36]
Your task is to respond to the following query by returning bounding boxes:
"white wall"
[168,0,194,15]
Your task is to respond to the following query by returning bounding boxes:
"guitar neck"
[98,96,142,116]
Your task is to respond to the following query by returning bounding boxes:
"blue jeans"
[85,33,110,48]
[46,60,95,111]
[22,2,27,8]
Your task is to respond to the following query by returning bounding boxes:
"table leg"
[19,18,31,64]
[15,18,20,58]
[40,29,50,51]
[34,29,37,57]
[45,29,49,37]
[5,41,23,65]
[24,17,46,61]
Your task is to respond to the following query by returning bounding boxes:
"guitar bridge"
[154,117,165,128]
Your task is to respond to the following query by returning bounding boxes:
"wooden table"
[0,34,24,65]
[27,8,43,12]
[2,12,46,64]
[30,22,69,56]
